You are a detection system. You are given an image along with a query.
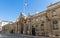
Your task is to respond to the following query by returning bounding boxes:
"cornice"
[48,1,60,8]
[47,5,60,11]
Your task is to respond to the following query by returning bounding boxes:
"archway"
[21,24,23,34]
[10,29,14,34]
[32,26,35,35]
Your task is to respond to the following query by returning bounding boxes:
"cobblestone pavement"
[0,34,59,38]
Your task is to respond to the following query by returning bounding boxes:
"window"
[53,21,58,30]
[46,15,50,21]
[36,25,38,27]
[41,17,44,23]
[41,24,44,31]
[36,18,38,22]
[41,17,44,21]
[52,11,57,17]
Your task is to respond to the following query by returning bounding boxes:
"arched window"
[41,17,44,21]
[41,17,44,23]
[52,11,57,17]
[36,18,38,22]
[41,24,44,31]
[53,21,58,30]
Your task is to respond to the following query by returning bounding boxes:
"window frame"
[53,21,58,30]
[52,11,57,17]
[41,24,44,31]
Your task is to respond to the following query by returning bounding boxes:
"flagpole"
[23,2,28,34]
[24,2,28,15]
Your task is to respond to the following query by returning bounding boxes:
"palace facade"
[2,1,60,36]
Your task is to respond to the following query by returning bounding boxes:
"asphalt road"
[0,34,58,38]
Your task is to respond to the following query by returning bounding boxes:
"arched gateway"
[32,26,35,35]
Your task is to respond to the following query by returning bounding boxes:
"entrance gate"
[32,27,35,35]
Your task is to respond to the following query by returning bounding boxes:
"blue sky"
[0,0,60,21]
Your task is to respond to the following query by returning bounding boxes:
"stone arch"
[32,26,36,35]
[10,29,14,34]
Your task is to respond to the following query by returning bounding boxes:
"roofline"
[47,1,60,8]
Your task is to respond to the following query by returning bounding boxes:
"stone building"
[2,1,60,36]
[18,2,60,36]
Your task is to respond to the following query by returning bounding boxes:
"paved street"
[0,33,59,38]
